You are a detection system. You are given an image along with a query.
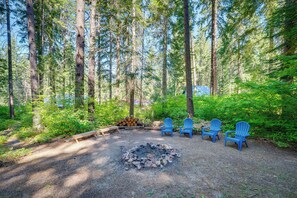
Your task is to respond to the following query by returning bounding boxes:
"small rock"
[145,161,153,168]
[125,167,129,171]
[132,161,140,167]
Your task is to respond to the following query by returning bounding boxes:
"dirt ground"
[0,130,297,198]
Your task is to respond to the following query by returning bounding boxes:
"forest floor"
[0,129,297,198]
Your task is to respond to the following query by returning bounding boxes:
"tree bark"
[109,13,114,100]
[109,29,113,100]
[97,8,101,104]
[198,41,203,86]
[49,40,56,102]
[75,0,85,109]
[283,0,297,57]
[125,36,129,103]
[62,33,66,106]
[88,0,96,121]
[26,0,41,129]
[6,0,14,118]
[162,17,168,98]
[190,32,197,86]
[38,0,44,95]
[210,0,218,95]
[129,0,136,117]
[115,1,121,99]
[140,28,145,107]
[237,39,242,94]
[116,32,120,99]
[268,26,274,73]
[183,0,194,117]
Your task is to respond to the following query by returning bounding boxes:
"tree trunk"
[38,0,44,95]
[97,9,101,104]
[190,32,197,86]
[210,0,218,95]
[109,29,113,100]
[125,36,129,103]
[129,0,136,117]
[183,0,194,117]
[88,0,96,121]
[49,41,56,102]
[237,39,242,94]
[284,0,297,57]
[26,0,41,129]
[116,32,121,99]
[6,0,14,118]
[115,1,121,99]
[282,0,296,82]
[140,28,145,107]
[199,42,203,86]
[75,0,85,109]
[62,34,66,106]
[268,26,274,73]
[162,17,168,98]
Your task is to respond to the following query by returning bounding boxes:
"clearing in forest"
[0,130,296,198]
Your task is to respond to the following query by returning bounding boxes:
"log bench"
[72,126,119,143]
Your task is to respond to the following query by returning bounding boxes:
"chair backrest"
[184,118,193,128]
[235,121,250,137]
[210,118,222,130]
[164,118,173,128]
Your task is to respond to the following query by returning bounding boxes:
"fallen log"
[72,126,119,143]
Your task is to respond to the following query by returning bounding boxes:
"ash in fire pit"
[122,143,180,170]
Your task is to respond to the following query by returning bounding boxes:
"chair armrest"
[202,126,210,133]
[225,130,235,137]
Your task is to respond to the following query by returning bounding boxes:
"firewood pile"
[117,117,143,127]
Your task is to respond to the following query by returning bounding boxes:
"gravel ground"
[0,130,297,198]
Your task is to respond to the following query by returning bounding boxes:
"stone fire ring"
[122,143,181,170]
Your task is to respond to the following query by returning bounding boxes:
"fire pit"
[122,143,180,170]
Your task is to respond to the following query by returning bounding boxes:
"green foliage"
[0,146,31,163]
[0,135,8,144]
[0,105,32,131]
[151,80,297,147]
[16,127,36,140]
[40,103,93,137]
[94,100,129,126]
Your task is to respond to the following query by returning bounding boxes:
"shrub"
[0,146,31,162]
[151,81,297,147]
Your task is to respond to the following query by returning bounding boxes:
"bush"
[151,81,297,147]
[0,135,8,145]
[41,104,94,137]
[94,100,129,126]
[0,146,31,162]
[16,127,36,140]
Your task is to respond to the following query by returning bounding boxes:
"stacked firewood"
[117,117,143,127]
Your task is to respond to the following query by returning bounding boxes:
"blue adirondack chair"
[224,121,250,151]
[179,118,194,138]
[161,118,174,136]
[201,118,222,143]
